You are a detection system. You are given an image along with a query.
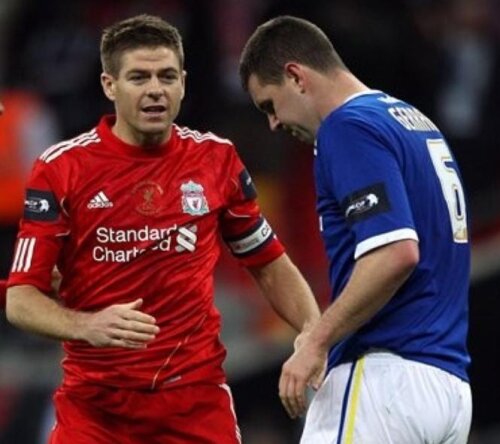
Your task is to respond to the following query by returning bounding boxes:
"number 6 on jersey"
[427,138,468,243]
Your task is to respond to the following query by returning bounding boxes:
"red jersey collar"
[97,115,179,158]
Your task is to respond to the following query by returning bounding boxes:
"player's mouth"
[141,105,167,119]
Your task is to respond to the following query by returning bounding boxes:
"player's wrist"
[301,318,319,333]
[302,326,330,355]
[71,311,93,342]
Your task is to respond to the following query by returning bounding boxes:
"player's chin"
[139,111,170,124]
[140,121,171,135]
[140,117,169,128]
[292,132,314,145]
[286,127,314,144]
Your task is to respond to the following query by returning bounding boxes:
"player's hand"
[279,336,327,419]
[293,330,327,388]
[78,298,159,349]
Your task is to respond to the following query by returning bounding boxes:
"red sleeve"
[7,159,69,293]
[0,280,6,309]
[219,147,285,267]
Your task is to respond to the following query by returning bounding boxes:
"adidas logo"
[87,191,113,209]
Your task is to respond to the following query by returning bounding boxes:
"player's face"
[248,73,316,145]
[0,100,4,116]
[101,46,185,146]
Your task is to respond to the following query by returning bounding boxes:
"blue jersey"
[315,90,470,381]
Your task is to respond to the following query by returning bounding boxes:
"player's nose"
[146,77,164,98]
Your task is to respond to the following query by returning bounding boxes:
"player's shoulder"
[336,91,397,116]
[327,91,402,133]
[38,126,101,164]
[173,124,234,150]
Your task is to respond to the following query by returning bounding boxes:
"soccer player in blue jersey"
[240,16,472,444]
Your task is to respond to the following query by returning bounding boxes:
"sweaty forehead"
[119,47,181,73]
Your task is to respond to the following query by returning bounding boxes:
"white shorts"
[301,351,472,444]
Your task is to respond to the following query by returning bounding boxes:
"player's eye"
[260,100,275,115]
[129,75,146,82]
[160,74,178,83]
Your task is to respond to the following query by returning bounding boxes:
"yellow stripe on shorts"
[344,356,366,443]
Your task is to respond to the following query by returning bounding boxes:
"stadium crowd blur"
[0,0,499,442]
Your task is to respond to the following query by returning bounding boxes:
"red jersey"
[8,116,284,390]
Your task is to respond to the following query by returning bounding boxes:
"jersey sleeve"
[318,116,418,259]
[219,147,285,267]
[7,159,69,293]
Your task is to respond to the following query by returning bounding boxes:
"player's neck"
[112,118,172,147]
[315,70,370,120]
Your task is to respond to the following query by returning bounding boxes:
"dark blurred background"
[0,0,499,443]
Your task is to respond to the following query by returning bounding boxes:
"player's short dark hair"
[239,15,346,91]
[100,14,184,77]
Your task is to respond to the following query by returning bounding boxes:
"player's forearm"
[248,254,321,332]
[6,285,89,341]
[308,240,419,351]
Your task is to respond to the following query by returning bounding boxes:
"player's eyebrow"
[126,67,180,76]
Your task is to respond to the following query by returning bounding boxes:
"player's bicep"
[8,162,69,293]
[220,143,284,266]
[9,233,64,293]
[323,121,417,258]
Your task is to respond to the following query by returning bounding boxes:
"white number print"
[426,138,468,243]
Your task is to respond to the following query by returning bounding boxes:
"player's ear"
[284,62,305,92]
[101,72,116,102]
[180,70,187,100]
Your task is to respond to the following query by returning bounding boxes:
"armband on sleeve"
[225,217,273,257]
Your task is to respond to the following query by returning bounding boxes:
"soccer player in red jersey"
[5,14,321,444]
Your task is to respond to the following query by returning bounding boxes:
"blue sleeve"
[317,116,418,258]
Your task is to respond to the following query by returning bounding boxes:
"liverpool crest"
[181,181,209,216]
